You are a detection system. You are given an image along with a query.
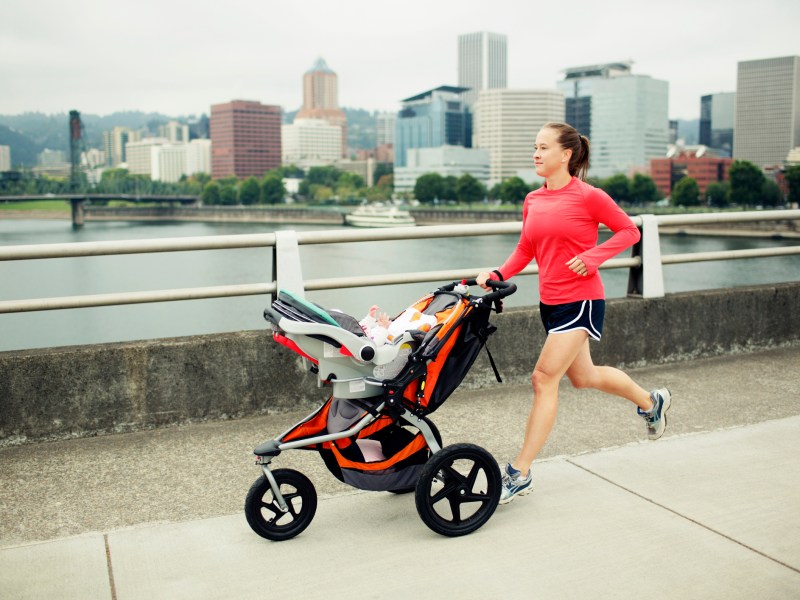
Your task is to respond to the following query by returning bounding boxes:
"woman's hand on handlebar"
[476,271,493,290]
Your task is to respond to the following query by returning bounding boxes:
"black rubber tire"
[244,469,317,541]
[388,417,443,494]
[414,443,501,537]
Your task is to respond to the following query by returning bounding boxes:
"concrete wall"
[1,282,798,445]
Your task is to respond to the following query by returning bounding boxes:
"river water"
[1,218,799,352]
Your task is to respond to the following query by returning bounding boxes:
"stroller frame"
[254,400,441,513]
[245,279,516,540]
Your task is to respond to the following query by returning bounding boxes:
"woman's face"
[533,127,570,178]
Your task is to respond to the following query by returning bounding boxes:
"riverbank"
[1,205,799,237]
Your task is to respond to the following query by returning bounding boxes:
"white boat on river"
[344,204,416,228]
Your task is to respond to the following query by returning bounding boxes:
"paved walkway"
[1,345,799,599]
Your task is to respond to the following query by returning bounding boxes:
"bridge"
[0,193,199,227]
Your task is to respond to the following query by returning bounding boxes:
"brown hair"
[542,122,590,181]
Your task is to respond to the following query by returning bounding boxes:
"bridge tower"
[68,110,82,191]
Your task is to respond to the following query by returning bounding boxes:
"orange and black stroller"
[245,279,516,540]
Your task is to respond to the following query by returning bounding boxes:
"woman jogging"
[477,122,671,504]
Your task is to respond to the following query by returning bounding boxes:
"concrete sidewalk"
[1,346,799,599]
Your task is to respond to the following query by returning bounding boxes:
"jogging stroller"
[245,279,516,540]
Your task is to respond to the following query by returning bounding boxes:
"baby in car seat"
[359,304,438,346]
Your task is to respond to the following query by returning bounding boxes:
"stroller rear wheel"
[415,443,501,537]
[245,469,317,541]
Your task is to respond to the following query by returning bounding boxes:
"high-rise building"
[734,56,800,168]
[282,118,343,169]
[186,139,212,177]
[699,92,735,156]
[0,145,11,171]
[125,138,168,176]
[394,86,472,169]
[558,62,669,178]
[296,58,347,157]
[376,112,396,146]
[159,121,190,144]
[458,32,508,108]
[149,139,212,182]
[210,100,282,179]
[473,88,565,186]
[103,126,141,167]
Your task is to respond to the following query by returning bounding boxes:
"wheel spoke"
[259,499,281,523]
[447,496,463,524]
[429,478,459,505]
[282,491,301,518]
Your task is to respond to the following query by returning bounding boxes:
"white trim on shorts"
[548,300,603,341]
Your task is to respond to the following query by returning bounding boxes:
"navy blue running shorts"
[539,299,605,341]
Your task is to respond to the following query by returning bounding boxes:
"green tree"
[705,181,730,207]
[729,160,765,207]
[373,163,393,186]
[310,184,334,202]
[630,173,662,205]
[337,171,365,189]
[761,179,783,207]
[239,177,260,205]
[306,165,340,188]
[499,177,529,204]
[201,181,221,205]
[600,174,631,204]
[274,164,304,179]
[455,173,485,204]
[414,173,444,203]
[219,184,238,205]
[672,176,701,207]
[487,182,502,201]
[260,175,285,205]
[441,176,458,202]
[784,165,800,206]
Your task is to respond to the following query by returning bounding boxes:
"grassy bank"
[0,201,71,212]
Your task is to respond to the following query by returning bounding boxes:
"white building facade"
[126,138,211,181]
[282,118,343,169]
[473,89,565,186]
[734,56,800,168]
[394,145,490,194]
[125,138,168,176]
[376,112,397,146]
[0,145,11,171]
[458,31,508,108]
[186,139,212,177]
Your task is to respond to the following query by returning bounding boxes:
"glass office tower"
[394,86,471,168]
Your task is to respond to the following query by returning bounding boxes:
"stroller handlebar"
[438,279,517,305]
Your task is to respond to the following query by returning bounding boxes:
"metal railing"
[0,210,798,314]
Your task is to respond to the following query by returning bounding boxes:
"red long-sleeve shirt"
[495,177,640,305]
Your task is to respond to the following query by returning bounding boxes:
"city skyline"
[1,0,798,121]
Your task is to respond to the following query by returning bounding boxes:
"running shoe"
[638,388,672,440]
[499,463,533,504]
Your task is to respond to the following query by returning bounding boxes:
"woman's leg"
[511,329,588,474]
[565,339,652,411]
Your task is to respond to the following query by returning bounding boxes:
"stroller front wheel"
[245,469,317,541]
[415,443,501,537]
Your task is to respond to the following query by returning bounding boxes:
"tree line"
[2,160,798,208]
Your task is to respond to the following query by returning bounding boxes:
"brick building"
[210,100,281,179]
[650,146,733,197]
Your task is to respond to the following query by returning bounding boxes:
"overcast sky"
[1,0,798,121]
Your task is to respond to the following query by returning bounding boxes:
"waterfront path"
[1,345,799,599]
